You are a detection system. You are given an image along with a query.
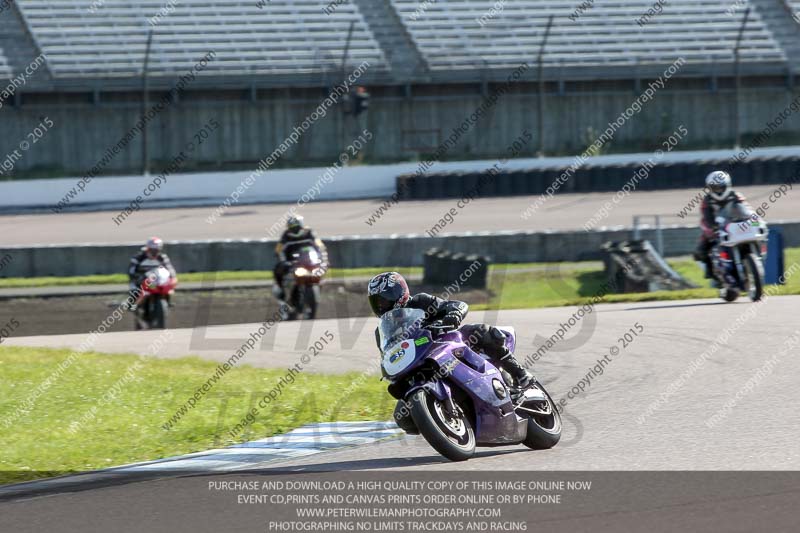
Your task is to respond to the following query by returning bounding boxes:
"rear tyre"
[744,254,764,302]
[409,389,475,462]
[721,288,739,302]
[520,382,562,450]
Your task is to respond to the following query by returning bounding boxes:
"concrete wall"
[1,166,397,212]
[2,222,798,278]
[3,85,800,179]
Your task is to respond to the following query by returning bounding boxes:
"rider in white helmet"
[694,171,750,284]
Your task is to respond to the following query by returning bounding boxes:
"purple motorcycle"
[380,308,561,461]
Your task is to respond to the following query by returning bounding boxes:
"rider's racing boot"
[700,258,714,279]
[498,348,533,389]
[271,283,285,302]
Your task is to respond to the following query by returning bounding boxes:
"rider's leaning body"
[368,272,532,388]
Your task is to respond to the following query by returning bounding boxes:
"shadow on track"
[620,301,733,311]
[236,449,524,474]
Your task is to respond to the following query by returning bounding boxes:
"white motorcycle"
[711,204,768,302]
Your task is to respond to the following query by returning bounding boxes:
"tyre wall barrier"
[396,157,800,200]
[422,248,490,289]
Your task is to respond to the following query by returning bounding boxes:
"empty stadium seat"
[390,0,787,71]
[13,0,389,78]
[2,0,793,83]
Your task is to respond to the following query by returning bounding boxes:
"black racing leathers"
[273,227,327,295]
[376,292,528,376]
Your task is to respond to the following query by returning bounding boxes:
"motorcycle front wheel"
[408,389,475,461]
[518,382,562,450]
[151,298,168,329]
[744,254,764,302]
[303,284,320,319]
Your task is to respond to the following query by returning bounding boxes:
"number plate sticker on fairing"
[382,340,417,376]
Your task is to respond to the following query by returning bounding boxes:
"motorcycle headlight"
[294,267,310,277]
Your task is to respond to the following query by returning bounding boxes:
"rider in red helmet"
[127,237,176,309]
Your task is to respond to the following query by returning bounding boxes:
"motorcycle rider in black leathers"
[127,237,177,309]
[272,215,328,302]
[368,272,533,434]
[694,171,752,286]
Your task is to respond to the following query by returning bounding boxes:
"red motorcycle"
[134,266,177,329]
[280,245,327,320]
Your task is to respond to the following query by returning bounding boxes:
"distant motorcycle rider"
[694,171,753,284]
[367,271,533,388]
[127,237,176,309]
[272,215,328,301]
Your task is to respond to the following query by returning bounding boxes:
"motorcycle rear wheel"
[408,389,475,462]
[721,287,739,302]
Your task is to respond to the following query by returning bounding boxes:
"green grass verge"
[0,347,394,485]
[0,267,423,289]
[1,250,798,309]
[479,247,800,310]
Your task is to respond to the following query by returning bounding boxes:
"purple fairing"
[398,328,527,446]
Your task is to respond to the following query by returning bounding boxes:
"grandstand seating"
[0,7,45,82]
[0,14,15,80]
[13,0,388,78]
[391,0,786,70]
[1,0,796,86]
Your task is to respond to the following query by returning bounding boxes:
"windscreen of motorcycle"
[146,266,172,287]
[378,308,425,351]
[720,202,755,223]
[295,246,321,265]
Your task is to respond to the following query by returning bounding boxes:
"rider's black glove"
[441,312,462,328]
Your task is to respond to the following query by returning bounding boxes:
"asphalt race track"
[6,296,800,468]
[3,184,799,245]
[4,296,800,531]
